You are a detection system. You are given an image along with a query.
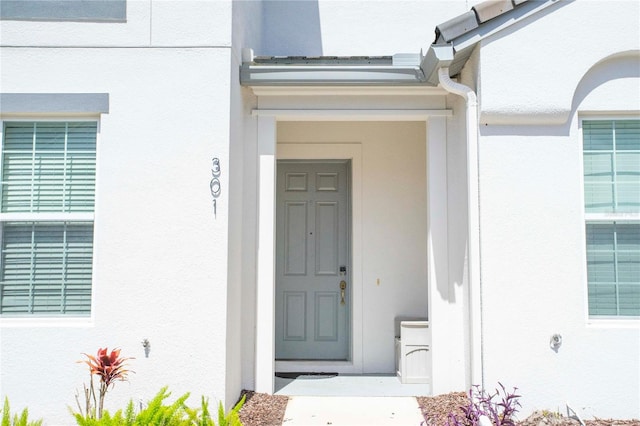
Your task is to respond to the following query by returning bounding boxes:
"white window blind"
[583,119,640,317]
[583,120,640,213]
[1,122,96,213]
[1,122,96,316]
[1,222,93,314]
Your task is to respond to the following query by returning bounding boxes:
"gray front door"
[275,160,350,360]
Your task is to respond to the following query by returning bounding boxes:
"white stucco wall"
[259,0,475,56]
[3,0,637,421]
[0,1,235,423]
[277,121,428,373]
[477,3,640,418]
[0,0,231,48]
[479,117,640,419]
[478,0,640,125]
[228,0,264,407]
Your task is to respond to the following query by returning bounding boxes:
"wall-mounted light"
[550,334,562,352]
[142,338,151,358]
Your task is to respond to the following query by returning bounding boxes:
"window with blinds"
[583,119,640,317]
[0,122,96,315]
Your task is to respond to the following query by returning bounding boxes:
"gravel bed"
[238,390,289,426]
[238,390,639,426]
[417,393,640,426]
[418,391,469,425]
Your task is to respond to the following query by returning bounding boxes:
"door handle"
[339,280,347,305]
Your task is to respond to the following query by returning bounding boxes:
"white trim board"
[249,86,448,97]
[252,109,452,121]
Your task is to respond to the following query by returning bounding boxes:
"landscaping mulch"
[417,391,469,425]
[238,390,289,426]
[417,393,640,426]
[518,411,640,426]
[238,390,639,426]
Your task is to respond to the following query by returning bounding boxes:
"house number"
[211,157,221,218]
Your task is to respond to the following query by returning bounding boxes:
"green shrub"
[72,387,245,426]
[1,397,43,426]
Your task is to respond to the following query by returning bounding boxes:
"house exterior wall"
[0,1,234,422]
[1,0,637,421]
[478,0,639,125]
[479,116,640,419]
[229,0,263,406]
[476,0,640,419]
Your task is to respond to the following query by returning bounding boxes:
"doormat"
[275,372,339,379]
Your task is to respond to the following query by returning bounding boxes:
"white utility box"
[395,318,431,384]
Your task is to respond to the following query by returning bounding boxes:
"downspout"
[437,67,484,389]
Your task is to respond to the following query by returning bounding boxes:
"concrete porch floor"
[274,374,431,397]
[273,375,429,425]
[281,396,425,426]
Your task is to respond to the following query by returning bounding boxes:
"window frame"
[580,115,640,324]
[0,0,126,22]
[0,117,100,326]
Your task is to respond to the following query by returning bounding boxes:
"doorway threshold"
[275,359,357,374]
[274,374,431,397]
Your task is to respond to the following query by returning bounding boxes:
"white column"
[426,116,453,395]
[255,116,277,393]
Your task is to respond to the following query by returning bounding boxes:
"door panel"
[315,292,338,341]
[284,292,306,341]
[276,161,350,361]
[315,201,339,275]
[284,202,307,275]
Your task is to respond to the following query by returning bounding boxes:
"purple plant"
[446,383,521,426]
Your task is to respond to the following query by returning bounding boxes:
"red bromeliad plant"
[83,348,132,388]
[77,347,134,419]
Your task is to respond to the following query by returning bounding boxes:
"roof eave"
[424,0,563,86]
[451,0,561,52]
[240,0,563,89]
